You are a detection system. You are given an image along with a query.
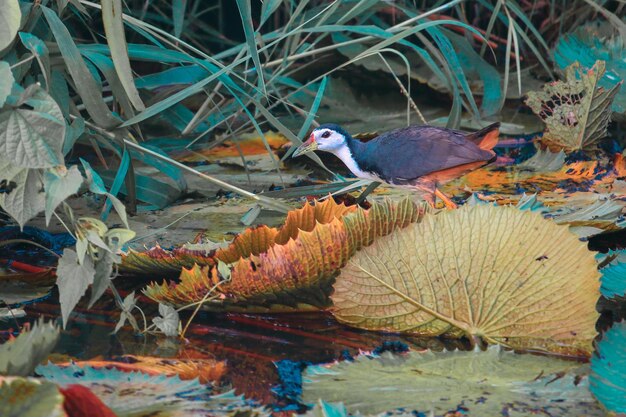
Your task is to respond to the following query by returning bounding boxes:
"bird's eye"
[321,131,331,139]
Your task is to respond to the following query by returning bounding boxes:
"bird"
[291,122,500,209]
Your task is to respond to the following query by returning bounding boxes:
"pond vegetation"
[1,0,626,416]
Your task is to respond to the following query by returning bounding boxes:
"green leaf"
[0,319,59,376]
[43,165,83,225]
[0,0,21,53]
[525,61,620,151]
[0,61,14,107]
[0,161,45,229]
[152,304,180,337]
[101,0,145,111]
[0,86,65,168]
[56,248,96,328]
[303,346,601,416]
[41,6,120,129]
[172,0,187,37]
[0,378,64,417]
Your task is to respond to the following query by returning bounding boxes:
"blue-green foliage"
[590,321,626,413]
[554,23,626,113]
[599,262,626,300]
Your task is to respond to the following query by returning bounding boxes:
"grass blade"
[235,0,266,96]
[101,0,145,111]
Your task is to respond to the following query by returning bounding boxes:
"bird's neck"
[329,137,373,180]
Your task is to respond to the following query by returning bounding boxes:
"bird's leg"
[434,188,458,210]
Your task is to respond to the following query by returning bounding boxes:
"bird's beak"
[292,134,318,158]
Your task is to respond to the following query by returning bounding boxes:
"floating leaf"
[552,198,624,224]
[144,199,427,312]
[0,319,59,376]
[56,248,96,328]
[0,86,65,168]
[115,291,138,333]
[58,355,226,384]
[0,378,65,417]
[590,321,626,414]
[599,262,626,300]
[36,364,269,417]
[518,148,566,172]
[525,61,620,152]
[302,346,601,416]
[333,205,600,356]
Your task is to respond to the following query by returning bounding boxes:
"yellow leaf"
[333,204,600,356]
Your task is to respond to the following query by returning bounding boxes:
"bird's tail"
[466,122,500,151]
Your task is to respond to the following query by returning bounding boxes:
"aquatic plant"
[333,204,600,356]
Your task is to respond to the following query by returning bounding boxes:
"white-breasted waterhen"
[292,122,500,209]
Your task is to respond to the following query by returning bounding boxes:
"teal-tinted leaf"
[0,378,64,417]
[283,76,327,160]
[129,144,186,191]
[0,61,14,107]
[19,32,50,88]
[0,0,21,53]
[235,0,266,96]
[42,6,120,128]
[519,148,566,172]
[444,31,502,116]
[515,193,548,213]
[101,0,145,111]
[0,161,45,229]
[56,248,96,328]
[260,0,282,26]
[43,165,83,225]
[81,158,129,227]
[590,321,626,413]
[63,116,84,155]
[135,65,206,89]
[172,0,186,37]
[80,158,108,194]
[599,262,626,300]
[36,363,269,416]
[49,70,70,117]
[102,148,129,222]
[303,346,600,416]
[0,86,65,168]
[554,23,626,113]
[0,319,59,376]
[304,401,349,417]
[82,51,135,118]
[99,169,181,210]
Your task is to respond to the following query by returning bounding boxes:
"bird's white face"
[311,128,346,152]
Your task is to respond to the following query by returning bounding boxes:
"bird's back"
[351,124,497,184]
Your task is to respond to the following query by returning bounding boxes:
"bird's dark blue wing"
[352,126,495,183]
